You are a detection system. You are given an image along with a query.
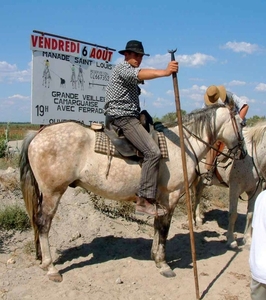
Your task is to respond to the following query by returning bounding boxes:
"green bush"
[0,137,7,158]
[0,205,30,231]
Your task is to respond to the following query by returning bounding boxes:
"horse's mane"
[244,121,266,145]
[163,104,224,138]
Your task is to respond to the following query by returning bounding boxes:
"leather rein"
[181,107,246,172]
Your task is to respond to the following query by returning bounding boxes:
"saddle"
[92,110,168,160]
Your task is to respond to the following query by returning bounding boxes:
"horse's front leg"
[226,189,239,249]
[243,190,257,247]
[151,212,176,278]
[243,211,253,247]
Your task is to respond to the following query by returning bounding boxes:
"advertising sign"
[30,31,116,125]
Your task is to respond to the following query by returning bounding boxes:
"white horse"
[19,105,244,282]
[192,121,266,249]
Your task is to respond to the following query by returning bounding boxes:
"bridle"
[182,105,246,161]
[226,108,246,159]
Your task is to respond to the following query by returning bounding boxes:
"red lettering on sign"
[39,36,44,48]
[89,47,113,62]
[30,35,80,54]
[65,41,69,52]
[71,42,79,53]
[44,38,50,49]
[58,40,64,51]
[90,48,96,59]
[96,49,102,59]
[52,39,57,50]
[31,35,38,47]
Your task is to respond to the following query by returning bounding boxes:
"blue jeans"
[113,117,161,199]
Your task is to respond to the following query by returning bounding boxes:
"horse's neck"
[247,139,266,178]
[173,125,213,162]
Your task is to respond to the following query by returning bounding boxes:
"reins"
[182,124,234,177]
[182,111,244,160]
[182,106,245,176]
[182,125,234,159]
[228,110,246,159]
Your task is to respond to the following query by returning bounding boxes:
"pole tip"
[168,49,177,54]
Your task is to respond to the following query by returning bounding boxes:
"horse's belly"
[80,158,141,201]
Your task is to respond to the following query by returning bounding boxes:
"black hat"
[118,40,150,56]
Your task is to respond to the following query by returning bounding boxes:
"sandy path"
[0,169,251,300]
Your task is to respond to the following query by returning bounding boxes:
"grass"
[0,122,38,169]
[0,123,40,141]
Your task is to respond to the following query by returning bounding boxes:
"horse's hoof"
[48,273,63,282]
[39,263,48,271]
[195,218,203,226]
[227,240,238,249]
[160,268,176,278]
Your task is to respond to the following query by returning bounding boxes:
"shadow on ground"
[56,208,245,276]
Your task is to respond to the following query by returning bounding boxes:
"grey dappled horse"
[19,105,244,282]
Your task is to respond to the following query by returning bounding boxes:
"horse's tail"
[19,130,42,260]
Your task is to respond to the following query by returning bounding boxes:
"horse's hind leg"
[38,192,63,282]
[192,177,205,225]
[33,224,42,260]
[151,211,175,278]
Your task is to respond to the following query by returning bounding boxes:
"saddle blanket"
[95,131,168,159]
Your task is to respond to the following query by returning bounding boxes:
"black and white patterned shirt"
[104,61,142,118]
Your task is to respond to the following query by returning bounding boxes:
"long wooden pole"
[168,49,200,300]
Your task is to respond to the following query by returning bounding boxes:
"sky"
[1,0,266,123]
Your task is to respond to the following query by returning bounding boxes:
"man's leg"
[250,277,266,300]
[113,117,165,216]
[114,117,161,198]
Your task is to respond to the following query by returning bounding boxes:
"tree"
[153,110,186,123]
[246,115,266,127]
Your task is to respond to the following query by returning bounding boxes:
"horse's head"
[181,104,246,160]
[215,105,246,159]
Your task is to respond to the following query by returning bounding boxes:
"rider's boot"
[135,196,166,217]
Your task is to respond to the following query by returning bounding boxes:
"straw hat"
[204,85,227,105]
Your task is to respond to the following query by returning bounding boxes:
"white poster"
[30,34,115,125]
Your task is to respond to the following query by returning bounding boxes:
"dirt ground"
[0,167,251,300]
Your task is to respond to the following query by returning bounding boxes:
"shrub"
[0,137,7,158]
[0,205,30,231]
